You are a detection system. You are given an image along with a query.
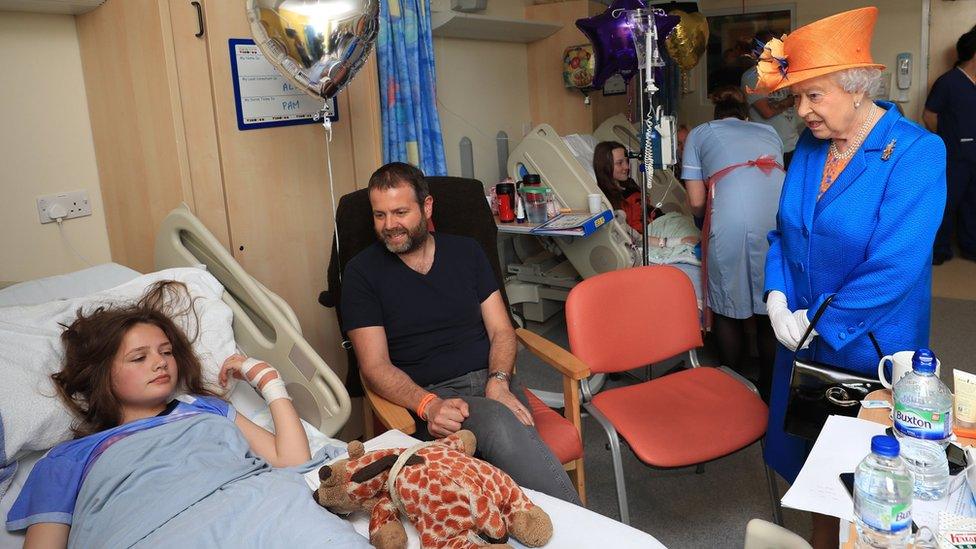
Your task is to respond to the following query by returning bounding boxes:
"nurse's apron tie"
[701,155,784,329]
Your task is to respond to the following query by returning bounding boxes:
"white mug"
[878,350,941,389]
[587,193,603,215]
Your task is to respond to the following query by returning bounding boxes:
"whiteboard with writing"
[229,38,337,131]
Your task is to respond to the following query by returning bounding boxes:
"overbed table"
[841,389,975,547]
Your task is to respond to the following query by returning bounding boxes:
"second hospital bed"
[506,114,702,302]
[0,205,665,549]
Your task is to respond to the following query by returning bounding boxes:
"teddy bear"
[313,429,553,549]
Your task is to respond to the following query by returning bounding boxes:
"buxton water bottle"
[854,435,913,548]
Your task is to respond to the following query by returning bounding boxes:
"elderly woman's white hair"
[835,67,885,98]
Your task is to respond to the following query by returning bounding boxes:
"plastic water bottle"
[899,438,950,500]
[892,349,952,500]
[893,349,952,447]
[854,435,913,548]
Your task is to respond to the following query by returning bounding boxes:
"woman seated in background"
[595,140,701,261]
[681,85,785,401]
[8,281,369,549]
[593,140,659,234]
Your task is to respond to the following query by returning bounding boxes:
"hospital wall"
[434,37,532,186]
[677,0,929,128]
[927,1,975,92]
[433,0,534,186]
[0,11,111,283]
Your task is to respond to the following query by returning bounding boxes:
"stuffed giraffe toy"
[313,430,553,549]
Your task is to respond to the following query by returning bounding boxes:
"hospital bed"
[0,204,665,548]
[505,115,700,299]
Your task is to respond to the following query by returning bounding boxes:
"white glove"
[767,291,805,351]
[791,309,816,350]
[240,358,291,403]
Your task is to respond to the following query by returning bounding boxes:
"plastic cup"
[522,187,549,224]
[588,193,603,214]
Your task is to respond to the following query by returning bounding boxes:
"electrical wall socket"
[36,191,92,224]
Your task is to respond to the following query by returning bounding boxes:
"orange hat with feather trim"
[753,7,886,94]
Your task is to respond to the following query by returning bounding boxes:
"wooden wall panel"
[199,1,381,391]
[525,0,594,135]
[77,0,192,272]
[166,0,231,249]
[525,0,631,135]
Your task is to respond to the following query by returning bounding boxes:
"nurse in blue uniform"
[752,7,946,547]
[925,27,976,264]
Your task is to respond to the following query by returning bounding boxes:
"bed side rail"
[154,204,351,437]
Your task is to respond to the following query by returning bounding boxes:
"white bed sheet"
[309,430,666,549]
[0,263,141,307]
[0,265,341,548]
[1,266,666,549]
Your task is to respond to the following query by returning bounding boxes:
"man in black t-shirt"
[341,163,580,505]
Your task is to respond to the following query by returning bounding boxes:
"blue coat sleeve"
[765,131,814,298]
[808,132,946,350]
[764,194,788,298]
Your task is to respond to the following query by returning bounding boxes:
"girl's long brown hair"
[53,280,219,438]
[593,141,640,210]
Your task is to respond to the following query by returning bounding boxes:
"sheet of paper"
[782,415,887,521]
[785,415,976,531]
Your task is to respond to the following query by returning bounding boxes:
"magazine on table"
[530,210,613,236]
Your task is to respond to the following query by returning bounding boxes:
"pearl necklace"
[829,106,879,161]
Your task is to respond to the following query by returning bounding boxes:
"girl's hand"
[219,354,284,398]
[219,354,250,387]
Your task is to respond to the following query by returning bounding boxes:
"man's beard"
[380,217,429,254]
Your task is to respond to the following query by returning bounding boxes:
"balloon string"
[323,114,341,285]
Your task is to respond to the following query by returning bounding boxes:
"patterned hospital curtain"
[377,0,447,175]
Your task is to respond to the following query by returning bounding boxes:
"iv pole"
[637,70,649,266]
[633,8,661,267]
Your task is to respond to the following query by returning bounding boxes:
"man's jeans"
[414,369,582,506]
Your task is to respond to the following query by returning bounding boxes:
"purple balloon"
[576,0,680,88]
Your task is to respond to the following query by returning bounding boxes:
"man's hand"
[425,397,469,438]
[486,379,534,427]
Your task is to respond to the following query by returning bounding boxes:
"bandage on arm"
[240,358,291,403]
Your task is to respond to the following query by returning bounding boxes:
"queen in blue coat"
[764,97,946,478]
[752,7,946,546]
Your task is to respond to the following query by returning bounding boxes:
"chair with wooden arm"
[321,176,589,502]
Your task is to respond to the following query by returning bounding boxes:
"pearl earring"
[854,100,861,108]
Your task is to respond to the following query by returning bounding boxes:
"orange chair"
[565,265,777,524]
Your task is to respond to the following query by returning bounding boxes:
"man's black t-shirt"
[340,233,499,386]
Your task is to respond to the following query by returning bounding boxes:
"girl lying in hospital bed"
[7,281,369,549]
[593,140,702,268]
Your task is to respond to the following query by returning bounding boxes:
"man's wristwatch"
[487,371,511,384]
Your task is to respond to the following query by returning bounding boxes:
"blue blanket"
[67,414,369,548]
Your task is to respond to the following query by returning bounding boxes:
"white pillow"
[0,267,236,467]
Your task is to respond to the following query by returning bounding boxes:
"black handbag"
[784,295,885,441]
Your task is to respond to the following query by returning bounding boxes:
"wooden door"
[167,0,231,249]
[77,0,213,272]
[193,0,382,387]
